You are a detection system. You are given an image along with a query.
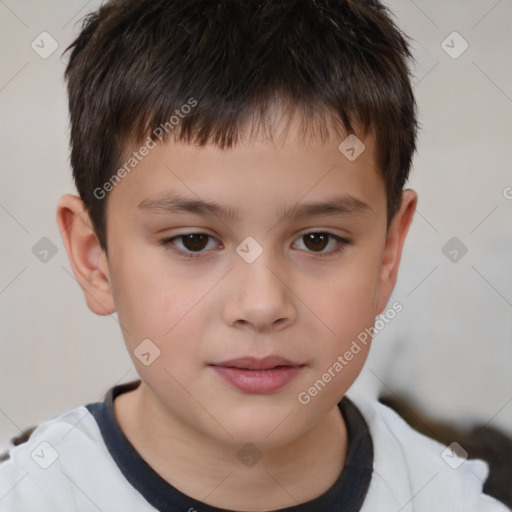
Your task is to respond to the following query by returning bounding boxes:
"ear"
[375,189,417,315]
[56,194,115,316]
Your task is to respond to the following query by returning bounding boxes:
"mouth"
[210,355,303,370]
[209,356,305,393]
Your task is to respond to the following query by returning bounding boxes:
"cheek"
[108,244,195,344]
[109,258,212,390]
[109,245,228,378]
[313,248,382,358]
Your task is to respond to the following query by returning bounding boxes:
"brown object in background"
[0,425,38,463]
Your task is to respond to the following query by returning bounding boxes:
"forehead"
[105,112,385,227]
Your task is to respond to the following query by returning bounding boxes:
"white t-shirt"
[0,380,509,511]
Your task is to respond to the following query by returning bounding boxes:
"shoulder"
[346,389,511,512]
[0,404,152,512]
[0,405,93,510]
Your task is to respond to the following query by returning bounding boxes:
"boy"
[0,0,508,510]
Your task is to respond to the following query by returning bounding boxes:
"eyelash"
[159,232,351,260]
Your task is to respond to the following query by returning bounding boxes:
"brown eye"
[293,231,351,257]
[180,234,209,251]
[303,233,329,252]
[160,233,220,259]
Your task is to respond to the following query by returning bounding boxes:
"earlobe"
[56,194,116,316]
[375,189,417,315]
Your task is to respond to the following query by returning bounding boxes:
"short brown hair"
[64,0,417,253]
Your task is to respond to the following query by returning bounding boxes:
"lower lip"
[210,365,303,393]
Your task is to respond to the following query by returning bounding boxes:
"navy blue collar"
[86,380,373,511]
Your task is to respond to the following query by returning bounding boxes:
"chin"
[199,407,308,451]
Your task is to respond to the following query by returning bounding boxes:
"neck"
[114,381,348,511]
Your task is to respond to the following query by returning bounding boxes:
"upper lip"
[210,356,303,370]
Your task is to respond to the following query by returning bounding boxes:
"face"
[78,114,408,449]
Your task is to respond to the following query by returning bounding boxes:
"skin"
[57,111,416,511]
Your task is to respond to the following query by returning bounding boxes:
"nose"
[222,248,297,332]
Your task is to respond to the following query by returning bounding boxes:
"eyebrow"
[137,191,372,223]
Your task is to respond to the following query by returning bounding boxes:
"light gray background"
[1,0,511,450]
